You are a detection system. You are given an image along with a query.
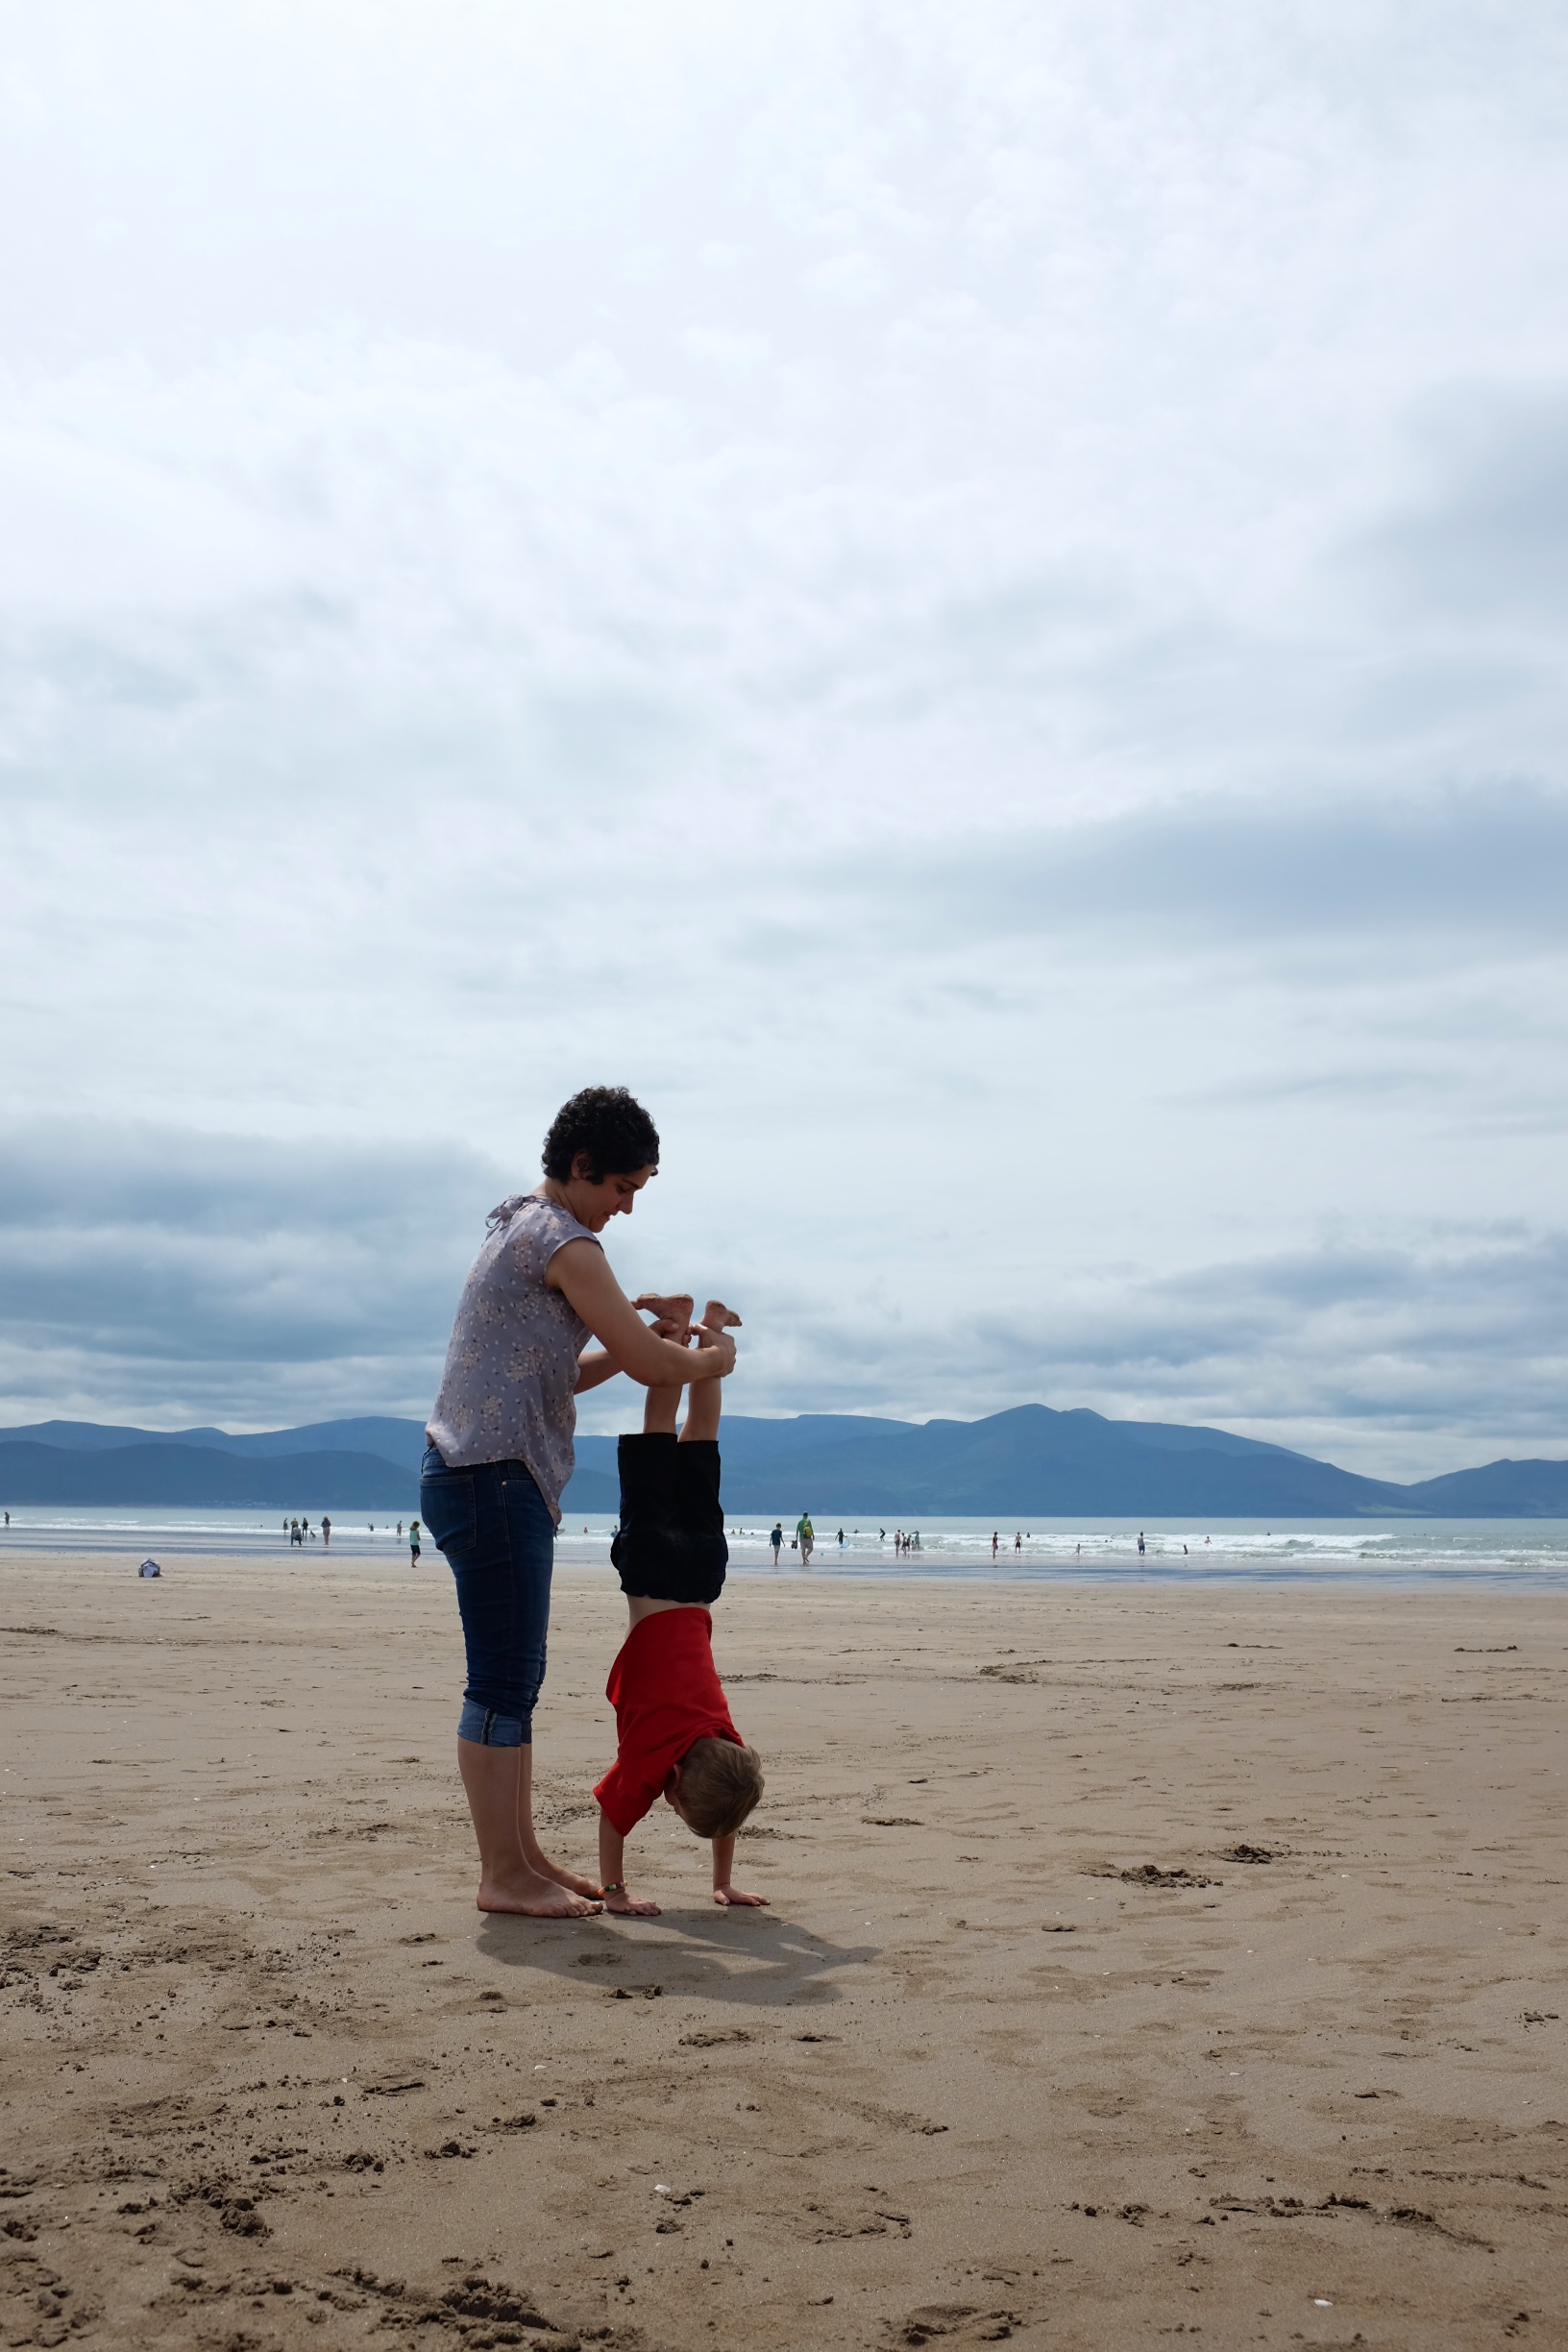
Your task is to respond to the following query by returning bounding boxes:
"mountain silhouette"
[1,1406,1563,1515]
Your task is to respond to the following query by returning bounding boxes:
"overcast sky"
[3,1,1566,1476]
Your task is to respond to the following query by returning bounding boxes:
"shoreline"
[5,1518,1568,1587]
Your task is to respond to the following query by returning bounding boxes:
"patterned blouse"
[426,1192,601,1520]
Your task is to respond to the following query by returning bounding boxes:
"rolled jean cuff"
[457,1700,528,1748]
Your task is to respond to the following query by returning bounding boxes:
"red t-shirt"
[594,1608,742,1836]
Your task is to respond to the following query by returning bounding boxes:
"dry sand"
[2,1554,1566,2352]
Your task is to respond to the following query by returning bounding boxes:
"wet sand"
[2,1555,1566,2351]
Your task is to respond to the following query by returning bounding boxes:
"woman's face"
[562,1158,657,1232]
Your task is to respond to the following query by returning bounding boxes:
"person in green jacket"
[796,1512,814,1565]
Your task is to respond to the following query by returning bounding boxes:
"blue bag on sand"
[138,1558,161,1578]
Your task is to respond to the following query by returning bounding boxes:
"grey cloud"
[0,1125,506,1425]
[0,1123,501,1240]
[1360,391,1568,622]
[826,785,1568,957]
[4,1125,1565,1488]
[1175,1069,1451,1110]
[1174,1065,1568,1134]
[711,1227,1568,1483]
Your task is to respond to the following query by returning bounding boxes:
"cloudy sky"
[3,1,1566,1476]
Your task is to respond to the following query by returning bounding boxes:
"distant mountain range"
[1,1406,1565,1516]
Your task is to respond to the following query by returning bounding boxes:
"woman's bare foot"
[528,1850,604,1902]
[633,1292,695,1335]
[712,1883,768,1907]
[477,1860,602,1917]
[603,1889,662,1917]
[698,1300,742,1333]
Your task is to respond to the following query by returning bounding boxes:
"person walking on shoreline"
[770,1521,783,1568]
[796,1511,814,1565]
[422,1086,736,1921]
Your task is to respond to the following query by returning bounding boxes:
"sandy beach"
[3,1555,1565,2351]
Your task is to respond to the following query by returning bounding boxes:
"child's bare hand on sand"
[602,1886,661,1918]
[712,1883,769,1907]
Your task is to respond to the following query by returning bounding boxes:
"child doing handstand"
[594,1298,767,1917]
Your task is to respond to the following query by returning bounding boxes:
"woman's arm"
[551,1241,734,1389]
[573,1348,623,1395]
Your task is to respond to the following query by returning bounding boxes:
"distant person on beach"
[1138,1531,1146,1556]
[422,1086,736,1920]
[796,1512,814,1564]
[594,1296,764,1916]
[322,1514,331,1548]
[837,1527,845,1549]
[409,1518,421,1562]
[770,1521,783,1566]
[289,1518,303,1547]
[992,1530,999,1558]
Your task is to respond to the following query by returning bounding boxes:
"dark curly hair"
[542,1087,660,1184]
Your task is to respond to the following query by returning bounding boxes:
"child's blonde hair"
[676,1737,764,1839]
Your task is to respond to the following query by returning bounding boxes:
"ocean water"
[4,1507,1568,1586]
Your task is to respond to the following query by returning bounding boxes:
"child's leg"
[643,1381,682,1435]
[634,1297,694,1436]
[679,1302,740,1443]
[678,1359,719,1442]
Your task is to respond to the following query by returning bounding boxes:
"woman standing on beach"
[422,1087,735,1919]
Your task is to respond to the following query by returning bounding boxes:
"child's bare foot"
[634,1293,695,1337]
[698,1300,742,1333]
[602,1888,662,1918]
[477,1861,602,1918]
[712,1884,768,1907]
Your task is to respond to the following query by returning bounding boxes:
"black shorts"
[610,1433,728,1605]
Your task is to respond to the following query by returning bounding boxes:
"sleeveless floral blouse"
[426,1193,600,1522]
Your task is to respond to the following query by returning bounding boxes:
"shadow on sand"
[475,1903,875,2006]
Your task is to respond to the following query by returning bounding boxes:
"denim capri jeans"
[420,1443,553,1747]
